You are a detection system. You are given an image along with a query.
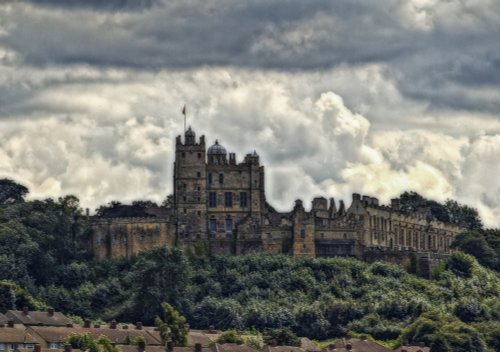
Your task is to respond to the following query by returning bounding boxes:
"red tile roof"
[0,327,38,343]
[28,326,161,345]
[6,310,72,327]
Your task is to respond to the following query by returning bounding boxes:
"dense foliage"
[0,179,500,351]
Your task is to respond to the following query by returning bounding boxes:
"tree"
[452,231,498,270]
[155,315,169,345]
[263,328,300,347]
[217,330,244,344]
[161,195,174,208]
[161,302,188,347]
[445,251,475,278]
[0,283,16,311]
[126,247,191,324]
[132,200,158,208]
[0,179,28,206]
[63,332,121,352]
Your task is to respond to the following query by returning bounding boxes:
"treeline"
[1,179,500,351]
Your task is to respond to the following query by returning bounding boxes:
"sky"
[1,0,500,225]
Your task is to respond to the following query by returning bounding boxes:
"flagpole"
[182,104,186,133]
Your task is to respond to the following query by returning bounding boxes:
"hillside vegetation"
[0,179,500,351]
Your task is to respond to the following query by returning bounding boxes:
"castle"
[90,127,463,275]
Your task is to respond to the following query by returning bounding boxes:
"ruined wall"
[91,218,174,260]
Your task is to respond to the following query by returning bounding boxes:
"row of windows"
[209,218,233,233]
[209,191,248,208]
[0,343,35,351]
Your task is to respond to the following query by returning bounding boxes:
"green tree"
[263,328,300,346]
[217,330,244,344]
[0,283,15,311]
[445,251,475,278]
[0,179,28,206]
[155,315,169,345]
[162,302,188,347]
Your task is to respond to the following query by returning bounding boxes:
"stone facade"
[89,127,464,270]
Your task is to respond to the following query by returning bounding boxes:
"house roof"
[0,313,8,325]
[0,327,37,343]
[393,347,429,352]
[5,310,72,327]
[268,346,305,352]
[325,338,391,352]
[186,330,214,347]
[28,326,162,345]
[214,343,258,352]
[300,338,320,352]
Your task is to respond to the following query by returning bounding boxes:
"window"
[240,192,248,207]
[156,225,161,234]
[182,152,185,158]
[26,344,34,350]
[196,171,201,178]
[0,343,5,351]
[49,343,59,350]
[225,218,233,234]
[208,173,212,185]
[139,234,145,243]
[300,229,306,239]
[219,173,224,185]
[209,192,217,207]
[224,192,233,207]
[198,153,202,158]
[209,219,217,233]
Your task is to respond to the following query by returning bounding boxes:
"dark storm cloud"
[27,0,160,11]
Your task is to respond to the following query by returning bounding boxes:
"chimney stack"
[346,343,352,351]
[34,345,41,352]
[22,307,29,315]
[83,319,91,328]
[194,343,202,352]
[137,340,146,352]
[47,308,54,316]
[110,320,117,329]
[135,322,143,330]
[7,320,14,328]
[64,344,71,352]
[94,324,100,328]
[122,325,129,330]
[165,341,173,352]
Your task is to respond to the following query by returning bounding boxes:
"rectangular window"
[208,173,212,185]
[240,192,248,207]
[49,343,59,350]
[0,343,5,351]
[209,192,217,207]
[26,344,34,350]
[209,219,217,233]
[219,173,224,185]
[196,171,201,178]
[225,218,233,234]
[224,192,233,207]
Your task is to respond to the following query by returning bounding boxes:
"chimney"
[109,320,117,329]
[66,323,73,328]
[137,340,146,352]
[94,324,100,328]
[23,307,29,315]
[346,343,352,351]
[166,341,173,352]
[47,307,54,316]
[122,325,129,330]
[83,319,91,328]
[194,343,202,352]
[34,345,41,352]
[135,322,143,330]
[64,344,71,352]
[7,320,14,328]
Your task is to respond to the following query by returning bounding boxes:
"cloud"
[1,1,500,227]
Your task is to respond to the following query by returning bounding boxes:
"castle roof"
[207,140,227,155]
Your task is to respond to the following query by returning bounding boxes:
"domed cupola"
[208,140,227,155]
[208,140,227,164]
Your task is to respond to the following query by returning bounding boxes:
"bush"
[446,251,475,278]
[217,330,244,344]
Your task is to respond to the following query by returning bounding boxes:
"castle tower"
[174,127,207,239]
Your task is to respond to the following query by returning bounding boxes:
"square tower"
[173,127,207,239]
